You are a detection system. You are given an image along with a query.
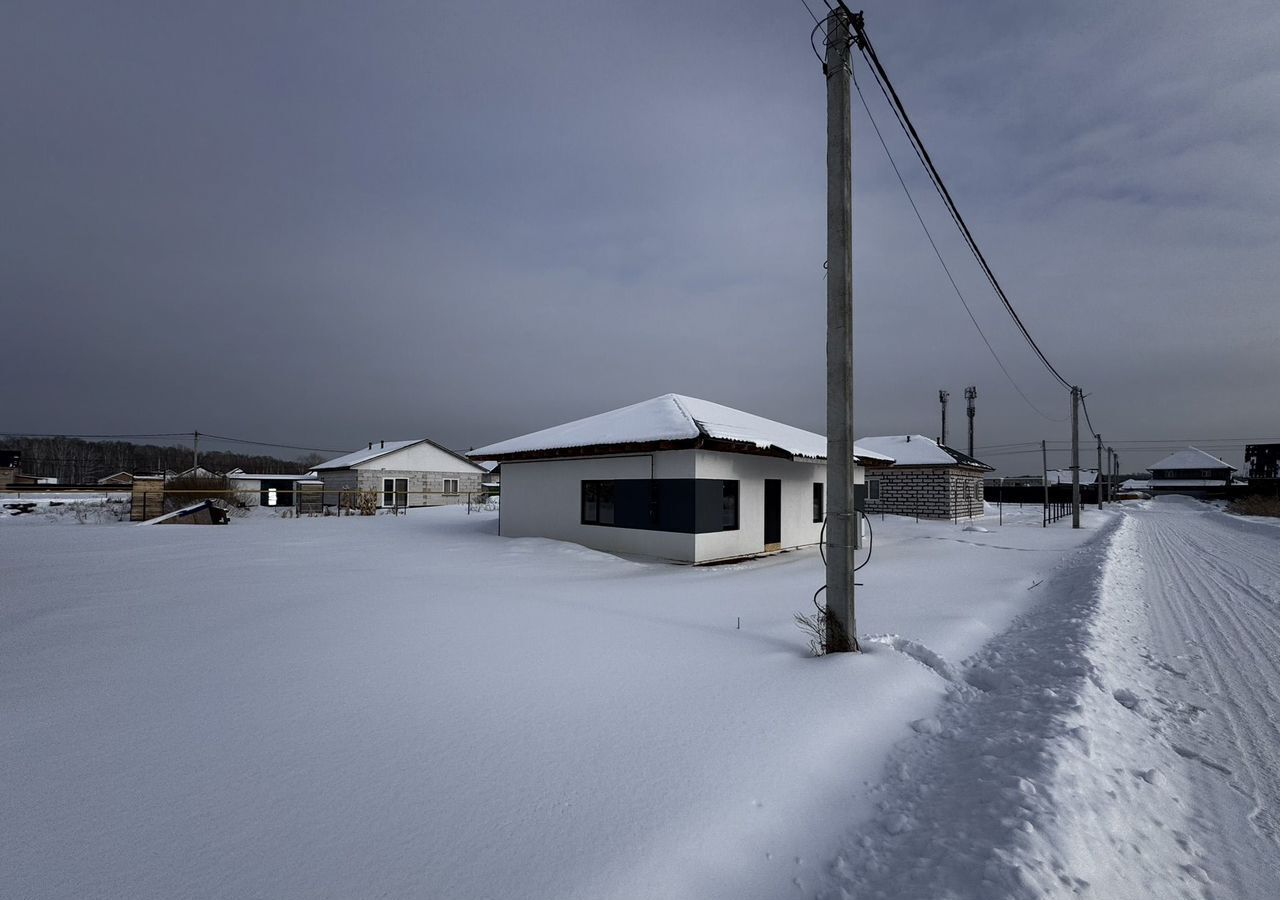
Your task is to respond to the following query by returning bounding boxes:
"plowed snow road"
[1125,498,1280,896]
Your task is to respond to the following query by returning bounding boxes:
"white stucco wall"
[691,451,828,563]
[498,449,844,564]
[498,451,696,561]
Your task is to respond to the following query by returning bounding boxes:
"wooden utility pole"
[1096,433,1103,509]
[824,7,857,653]
[1071,387,1081,528]
[193,430,199,472]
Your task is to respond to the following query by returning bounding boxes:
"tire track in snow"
[1129,501,1280,851]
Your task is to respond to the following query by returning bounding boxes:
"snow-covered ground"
[3,497,1277,898]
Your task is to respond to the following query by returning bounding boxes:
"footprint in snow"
[1113,687,1141,709]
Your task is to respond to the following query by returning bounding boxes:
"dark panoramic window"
[813,483,824,523]
[721,481,739,531]
[582,481,616,525]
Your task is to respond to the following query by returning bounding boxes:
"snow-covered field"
[3,497,1277,898]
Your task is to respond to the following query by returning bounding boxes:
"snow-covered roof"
[1046,468,1099,486]
[227,472,311,481]
[469,394,894,464]
[1148,447,1236,472]
[855,435,991,470]
[311,440,424,470]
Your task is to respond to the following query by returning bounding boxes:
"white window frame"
[442,477,459,495]
[382,477,408,508]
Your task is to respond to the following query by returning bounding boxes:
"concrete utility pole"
[965,386,977,457]
[824,7,857,653]
[1041,438,1048,527]
[1071,387,1081,528]
[1108,447,1114,502]
[1096,434,1104,509]
[939,390,950,447]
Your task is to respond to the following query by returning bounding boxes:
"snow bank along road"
[819,496,1280,900]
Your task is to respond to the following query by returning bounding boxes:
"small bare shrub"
[795,609,830,657]
[341,488,379,516]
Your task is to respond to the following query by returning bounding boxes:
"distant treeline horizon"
[1,436,322,484]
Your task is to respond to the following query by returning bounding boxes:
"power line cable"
[849,58,1066,424]
[851,21,1073,392]
[198,432,349,455]
[796,0,822,27]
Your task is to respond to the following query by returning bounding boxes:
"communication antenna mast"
[938,390,949,446]
[964,386,977,457]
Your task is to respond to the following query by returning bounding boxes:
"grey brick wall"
[865,466,985,520]
[357,469,484,506]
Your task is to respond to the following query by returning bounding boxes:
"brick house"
[855,434,993,520]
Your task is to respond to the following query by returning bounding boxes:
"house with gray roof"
[310,439,486,509]
[1146,447,1236,496]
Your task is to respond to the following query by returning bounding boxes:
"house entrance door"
[764,479,781,550]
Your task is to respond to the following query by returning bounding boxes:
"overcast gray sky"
[4,1,1278,474]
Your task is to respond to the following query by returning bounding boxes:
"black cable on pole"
[851,19,1073,393]
[198,432,349,455]
[1079,393,1101,440]
[850,58,1066,424]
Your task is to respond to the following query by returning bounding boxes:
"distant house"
[168,466,222,481]
[310,439,486,508]
[1146,447,1236,496]
[227,471,314,509]
[1045,468,1099,486]
[854,435,993,520]
[1244,443,1280,497]
[97,471,134,486]
[468,393,893,564]
[1245,443,1280,480]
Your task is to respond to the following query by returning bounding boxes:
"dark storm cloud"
[3,1,1278,473]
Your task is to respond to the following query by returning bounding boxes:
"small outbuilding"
[310,439,486,509]
[227,472,313,509]
[854,434,993,520]
[468,393,893,564]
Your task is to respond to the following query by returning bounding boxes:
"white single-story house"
[468,393,893,564]
[309,439,487,508]
[1145,447,1236,496]
[854,435,993,520]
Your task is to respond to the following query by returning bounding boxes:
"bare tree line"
[1,436,322,484]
